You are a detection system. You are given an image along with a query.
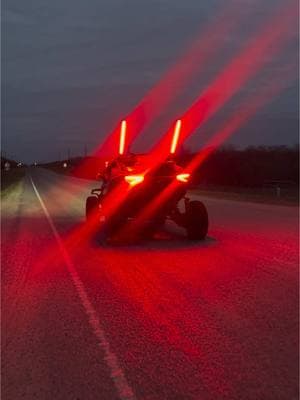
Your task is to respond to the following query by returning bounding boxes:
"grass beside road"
[1,168,25,195]
[191,186,299,206]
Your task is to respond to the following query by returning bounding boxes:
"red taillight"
[124,174,144,186]
[176,173,190,183]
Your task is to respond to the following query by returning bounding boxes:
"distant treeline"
[40,146,299,188]
[176,145,299,188]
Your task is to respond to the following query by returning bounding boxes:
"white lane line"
[30,176,137,400]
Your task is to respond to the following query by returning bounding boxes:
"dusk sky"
[2,0,299,163]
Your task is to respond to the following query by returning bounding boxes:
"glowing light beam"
[149,0,297,166]
[120,62,297,237]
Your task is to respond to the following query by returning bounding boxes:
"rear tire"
[86,196,99,221]
[185,200,208,240]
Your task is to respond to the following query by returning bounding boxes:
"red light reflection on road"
[75,242,239,397]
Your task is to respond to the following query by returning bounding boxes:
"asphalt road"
[2,168,299,400]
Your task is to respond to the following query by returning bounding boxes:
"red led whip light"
[119,120,127,155]
[170,119,182,154]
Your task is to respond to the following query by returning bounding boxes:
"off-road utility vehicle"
[86,153,208,241]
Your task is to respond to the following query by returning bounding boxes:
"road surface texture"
[2,168,299,400]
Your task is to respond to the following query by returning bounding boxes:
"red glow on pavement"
[33,179,137,262]
[119,120,127,155]
[170,120,182,154]
[4,186,298,399]
[84,245,236,397]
